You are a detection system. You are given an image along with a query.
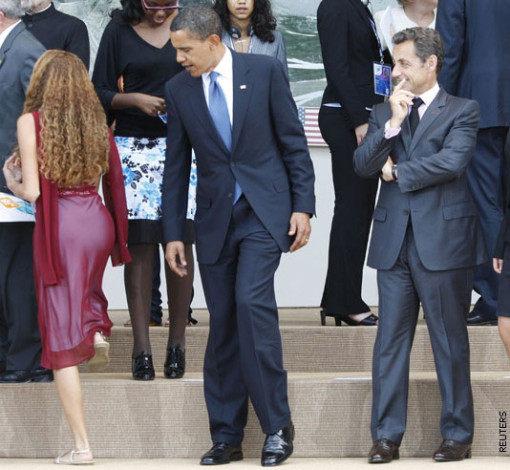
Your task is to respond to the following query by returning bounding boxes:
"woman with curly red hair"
[3,50,130,465]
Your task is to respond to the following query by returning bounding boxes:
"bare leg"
[54,367,93,463]
[165,243,194,349]
[124,243,157,355]
[498,316,510,359]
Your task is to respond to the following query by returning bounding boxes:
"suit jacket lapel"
[231,53,253,154]
[187,75,230,154]
[408,88,447,156]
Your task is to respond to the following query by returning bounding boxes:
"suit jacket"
[162,51,315,264]
[317,0,389,128]
[0,22,45,191]
[437,0,510,128]
[353,88,487,271]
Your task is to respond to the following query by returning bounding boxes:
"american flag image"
[298,107,327,148]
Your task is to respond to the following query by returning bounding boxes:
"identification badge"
[373,62,392,97]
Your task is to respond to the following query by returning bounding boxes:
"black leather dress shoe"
[467,312,497,326]
[261,421,294,466]
[0,367,53,383]
[433,439,471,461]
[200,442,243,465]
[164,345,185,379]
[132,352,155,381]
[0,360,5,373]
[368,439,400,464]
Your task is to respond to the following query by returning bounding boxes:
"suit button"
[227,193,233,198]
[403,210,409,215]
[230,163,235,168]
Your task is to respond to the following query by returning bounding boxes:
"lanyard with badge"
[365,2,392,97]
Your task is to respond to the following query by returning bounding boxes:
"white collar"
[416,82,440,107]
[203,46,232,82]
[0,20,21,50]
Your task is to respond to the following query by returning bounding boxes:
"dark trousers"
[319,106,378,315]
[0,222,42,371]
[199,196,290,446]
[468,126,509,319]
[371,227,474,445]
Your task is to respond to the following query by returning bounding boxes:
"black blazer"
[162,51,315,264]
[317,0,388,129]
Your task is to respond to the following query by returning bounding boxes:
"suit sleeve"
[436,0,465,95]
[161,81,193,243]
[269,60,315,215]
[317,0,369,128]
[397,100,480,193]
[65,19,90,71]
[353,106,397,178]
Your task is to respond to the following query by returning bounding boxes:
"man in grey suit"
[0,0,49,382]
[354,27,486,463]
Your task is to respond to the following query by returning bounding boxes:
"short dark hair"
[170,4,223,40]
[393,27,444,73]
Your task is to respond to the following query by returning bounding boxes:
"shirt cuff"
[384,120,401,139]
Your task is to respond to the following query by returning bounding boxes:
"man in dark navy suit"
[437,0,510,325]
[161,5,315,467]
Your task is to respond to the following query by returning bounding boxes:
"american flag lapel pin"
[240,85,247,90]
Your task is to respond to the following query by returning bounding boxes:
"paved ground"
[2,457,509,469]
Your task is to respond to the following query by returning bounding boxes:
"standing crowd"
[0,0,509,466]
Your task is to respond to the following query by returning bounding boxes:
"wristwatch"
[391,164,398,182]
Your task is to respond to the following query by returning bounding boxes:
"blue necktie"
[208,71,242,204]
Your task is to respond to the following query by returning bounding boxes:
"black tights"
[124,243,194,356]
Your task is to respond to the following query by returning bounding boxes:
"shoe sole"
[87,342,110,372]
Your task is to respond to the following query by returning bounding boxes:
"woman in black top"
[93,0,195,381]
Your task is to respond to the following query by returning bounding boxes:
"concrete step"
[1,371,509,459]
[96,321,508,374]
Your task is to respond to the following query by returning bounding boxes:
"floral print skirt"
[115,136,196,221]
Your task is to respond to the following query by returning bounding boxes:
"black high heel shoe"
[337,313,378,326]
[132,352,155,381]
[164,345,185,379]
[320,310,342,326]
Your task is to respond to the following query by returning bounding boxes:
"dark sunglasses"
[141,0,179,10]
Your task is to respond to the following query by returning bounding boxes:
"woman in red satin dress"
[3,50,130,465]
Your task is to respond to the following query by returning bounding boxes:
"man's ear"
[207,34,222,48]
[428,54,438,72]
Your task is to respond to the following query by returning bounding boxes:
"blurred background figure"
[437,0,510,326]
[213,0,288,75]
[3,50,130,464]
[21,0,90,69]
[93,0,194,381]
[317,0,390,327]
[374,0,437,56]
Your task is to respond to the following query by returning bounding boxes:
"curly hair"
[111,0,145,25]
[213,0,277,43]
[22,50,110,188]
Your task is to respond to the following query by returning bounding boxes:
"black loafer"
[368,439,400,463]
[164,345,185,379]
[132,352,155,381]
[200,442,243,465]
[338,313,378,326]
[0,367,53,383]
[261,421,294,466]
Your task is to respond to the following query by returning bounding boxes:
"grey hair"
[0,0,24,18]
[393,27,445,73]
[170,4,223,41]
